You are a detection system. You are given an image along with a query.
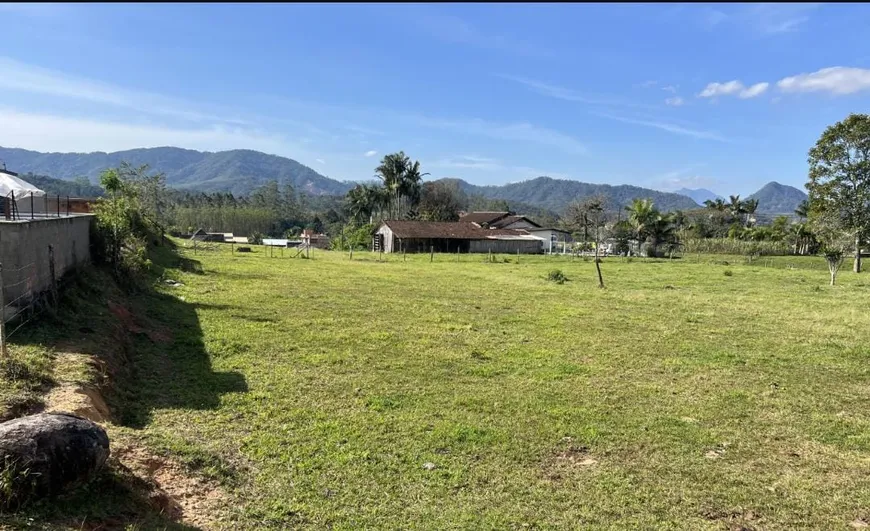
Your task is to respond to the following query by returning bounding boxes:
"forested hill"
[747,181,808,214]
[4,146,700,212]
[441,176,700,212]
[17,173,105,197]
[0,146,352,197]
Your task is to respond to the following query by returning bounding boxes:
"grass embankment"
[4,243,870,529]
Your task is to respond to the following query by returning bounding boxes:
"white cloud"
[0,56,248,125]
[698,80,769,99]
[414,115,588,155]
[639,80,658,88]
[665,97,684,107]
[661,85,678,93]
[404,7,552,58]
[316,158,325,165]
[743,3,820,35]
[739,82,770,98]
[430,156,569,180]
[777,66,870,95]
[595,113,729,142]
[0,108,308,158]
[364,150,378,157]
[701,8,729,29]
[500,74,661,111]
[434,155,502,170]
[698,80,745,98]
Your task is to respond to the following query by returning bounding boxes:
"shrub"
[546,269,568,284]
[723,270,733,277]
[248,231,264,245]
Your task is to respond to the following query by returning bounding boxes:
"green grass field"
[5,244,870,529]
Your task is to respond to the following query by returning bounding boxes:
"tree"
[564,195,609,287]
[728,195,746,220]
[418,181,467,221]
[813,212,853,285]
[346,183,388,224]
[625,198,658,255]
[794,199,809,221]
[375,152,428,220]
[807,113,870,273]
[743,198,759,227]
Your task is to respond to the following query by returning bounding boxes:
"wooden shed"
[374,220,543,254]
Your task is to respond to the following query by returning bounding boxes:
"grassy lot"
[5,243,870,529]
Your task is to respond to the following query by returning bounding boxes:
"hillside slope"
[0,146,351,196]
[443,176,699,212]
[747,181,807,214]
[674,187,721,205]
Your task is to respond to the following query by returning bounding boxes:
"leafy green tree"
[794,199,809,221]
[417,180,466,222]
[807,113,870,273]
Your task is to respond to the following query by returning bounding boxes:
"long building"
[373,212,558,254]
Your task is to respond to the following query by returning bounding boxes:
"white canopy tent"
[0,171,45,199]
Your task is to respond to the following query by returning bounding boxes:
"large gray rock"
[0,413,110,509]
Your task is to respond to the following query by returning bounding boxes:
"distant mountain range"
[674,187,722,205]
[747,181,807,214]
[0,146,807,214]
[444,177,699,212]
[0,146,352,196]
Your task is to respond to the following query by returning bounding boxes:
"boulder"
[0,413,110,509]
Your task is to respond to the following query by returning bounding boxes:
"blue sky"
[0,3,868,195]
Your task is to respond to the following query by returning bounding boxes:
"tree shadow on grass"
[1,461,201,530]
[4,242,246,529]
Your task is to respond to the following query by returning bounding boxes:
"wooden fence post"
[517,249,520,264]
[430,246,434,263]
[403,249,406,262]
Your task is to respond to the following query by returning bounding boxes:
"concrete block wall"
[0,215,94,306]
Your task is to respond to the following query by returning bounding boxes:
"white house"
[525,227,572,254]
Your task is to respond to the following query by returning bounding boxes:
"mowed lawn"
[140,245,870,529]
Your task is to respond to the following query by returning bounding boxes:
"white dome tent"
[0,169,46,220]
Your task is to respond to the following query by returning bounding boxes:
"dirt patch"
[112,441,231,530]
[44,384,111,423]
[541,440,599,481]
[701,507,761,530]
[108,300,172,344]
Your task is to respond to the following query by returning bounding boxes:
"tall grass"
[681,238,793,256]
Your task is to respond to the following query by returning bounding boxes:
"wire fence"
[0,245,60,357]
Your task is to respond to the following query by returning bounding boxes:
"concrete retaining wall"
[0,215,94,306]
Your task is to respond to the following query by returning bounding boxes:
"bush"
[331,223,374,251]
[723,270,733,277]
[546,269,568,284]
[248,232,264,245]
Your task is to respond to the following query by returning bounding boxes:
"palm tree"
[625,198,659,255]
[671,209,688,231]
[346,183,389,224]
[795,199,809,221]
[375,152,428,219]
[728,195,746,220]
[743,198,759,227]
[648,213,679,257]
[704,198,727,212]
